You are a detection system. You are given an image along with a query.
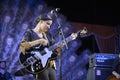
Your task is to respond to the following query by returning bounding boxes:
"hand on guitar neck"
[71,27,87,40]
[71,33,77,40]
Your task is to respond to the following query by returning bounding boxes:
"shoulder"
[24,29,33,35]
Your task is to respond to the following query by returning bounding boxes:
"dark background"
[45,0,119,26]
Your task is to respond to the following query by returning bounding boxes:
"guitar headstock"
[77,27,88,37]
[80,27,88,35]
[71,27,88,40]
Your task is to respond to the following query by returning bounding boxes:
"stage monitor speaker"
[89,53,118,68]
[87,67,112,80]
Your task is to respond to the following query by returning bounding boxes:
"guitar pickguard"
[19,48,56,74]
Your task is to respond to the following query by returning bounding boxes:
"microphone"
[50,8,60,14]
[47,8,60,19]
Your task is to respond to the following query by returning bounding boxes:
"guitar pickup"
[26,56,36,65]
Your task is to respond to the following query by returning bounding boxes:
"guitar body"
[107,75,119,80]
[19,49,57,74]
[19,52,43,74]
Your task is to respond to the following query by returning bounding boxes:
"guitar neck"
[49,35,72,50]
[40,28,87,55]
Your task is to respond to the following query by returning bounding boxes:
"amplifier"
[87,67,112,80]
[89,53,118,68]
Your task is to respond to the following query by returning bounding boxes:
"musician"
[0,60,13,80]
[112,54,120,79]
[20,13,77,80]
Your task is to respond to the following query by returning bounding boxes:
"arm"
[20,38,48,55]
[53,33,78,56]
[22,38,48,47]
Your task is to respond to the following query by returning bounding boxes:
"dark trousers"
[34,67,56,80]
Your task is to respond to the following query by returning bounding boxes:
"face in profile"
[39,20,53,32]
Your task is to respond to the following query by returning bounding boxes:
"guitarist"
[20,13,77,80]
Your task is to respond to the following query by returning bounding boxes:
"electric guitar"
[19,27,87,74]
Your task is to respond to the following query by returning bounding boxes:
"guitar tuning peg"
[83,27,88,31]
[81,27,87,34]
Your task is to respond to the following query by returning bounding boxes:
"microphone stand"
[53,10,68,80]
[53,10,68,49]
